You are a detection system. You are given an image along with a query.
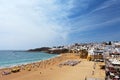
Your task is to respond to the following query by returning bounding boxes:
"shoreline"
[0,54,61,70]
[0,53,105,80]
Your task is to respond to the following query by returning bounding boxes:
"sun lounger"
[2,71,11,75]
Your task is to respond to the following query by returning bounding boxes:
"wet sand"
[0,53,105,80]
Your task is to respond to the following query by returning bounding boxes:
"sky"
[0,0,120,50]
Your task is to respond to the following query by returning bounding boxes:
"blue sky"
[0,0,120,50]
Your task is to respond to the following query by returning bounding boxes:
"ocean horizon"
[0,50,58,69]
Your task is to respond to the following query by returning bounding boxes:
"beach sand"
[0,53,105,80]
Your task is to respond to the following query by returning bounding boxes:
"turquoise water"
[0,51,58,68]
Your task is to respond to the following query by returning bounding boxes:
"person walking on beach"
[92,70,94,75]
[93,65,95,69]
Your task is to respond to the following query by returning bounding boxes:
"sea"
[0,51,58,69]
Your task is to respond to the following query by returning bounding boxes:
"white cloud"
[0,0,73,50]
[91,0,118,13]
[70,17,120,33]
[68,0,120,34]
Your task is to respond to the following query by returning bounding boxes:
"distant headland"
[28,47,69,54]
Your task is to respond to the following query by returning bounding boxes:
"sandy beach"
[0,53,105,80]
